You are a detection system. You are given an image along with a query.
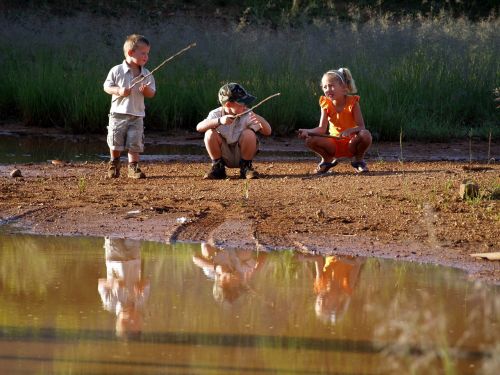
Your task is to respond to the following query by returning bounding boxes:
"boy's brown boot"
[239,160,259,179]
[107,159,121,178]
[203,159,226,180]
[128,162,146,179]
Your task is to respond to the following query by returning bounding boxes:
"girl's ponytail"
[338,68,357,94]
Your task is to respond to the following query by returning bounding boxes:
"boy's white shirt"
[207,107,261,145]
[104,60,156,117]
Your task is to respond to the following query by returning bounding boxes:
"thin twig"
[130,42,197,89]
[305,133,346,140]
[487,129,492,164]
[234,93,281,118]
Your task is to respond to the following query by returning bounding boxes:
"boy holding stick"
[196,83,272,179]
[104,34,156,179]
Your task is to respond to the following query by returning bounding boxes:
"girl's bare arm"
[298,109,328,138]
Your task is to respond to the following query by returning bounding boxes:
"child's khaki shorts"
[107,113,144,153]
[221,138,259,168]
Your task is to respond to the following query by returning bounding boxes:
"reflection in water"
[296,254,365,325]
[97,237,150,339]
[192,242,267,305]
[0,233,499,374]
[368,262,500,374]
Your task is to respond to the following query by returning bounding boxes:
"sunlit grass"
[0,11,498,140]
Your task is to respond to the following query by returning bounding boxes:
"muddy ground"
[0,126,499,283]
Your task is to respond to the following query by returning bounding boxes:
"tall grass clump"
[0,9,498,140]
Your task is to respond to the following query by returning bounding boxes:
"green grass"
[0,10,498,140]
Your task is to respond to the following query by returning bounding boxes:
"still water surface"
[0,234,498,374]
[0,134,310,164]
[0,134,204,163]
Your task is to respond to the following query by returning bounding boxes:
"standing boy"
[196,83,272,179]
[104,34,156,179]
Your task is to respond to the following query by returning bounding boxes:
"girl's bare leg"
[348,129,372,161]
[305,137,336,163]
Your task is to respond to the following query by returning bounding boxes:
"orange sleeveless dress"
[319,95,360,158]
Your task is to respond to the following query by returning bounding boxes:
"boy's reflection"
[97,237,150,338]
[192,242,267,305]
[297,254,365,324]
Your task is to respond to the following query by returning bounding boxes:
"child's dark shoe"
[107,159,121,178]
[204,160,226,180]
[239,160,259,179]
[351,160,369,173]
[128,162,146,179]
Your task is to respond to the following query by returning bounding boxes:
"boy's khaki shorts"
[107,113,144,153]
[221,138,259,168]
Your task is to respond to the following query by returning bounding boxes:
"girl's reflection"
[297,254,365,324]
[97,237,150,338]
[193,242,267,305]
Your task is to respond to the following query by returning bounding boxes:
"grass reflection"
[0,235,56,297]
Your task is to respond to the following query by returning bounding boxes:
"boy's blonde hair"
[323,68,357,94]
[123,34,150,58]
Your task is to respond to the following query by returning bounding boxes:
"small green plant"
[78,176,87,194]
[242,180,249,200]
[444,179,453,193]
[487,129,494,164]
[464,190,485,206]
[375,148,385,165]
[494,213,500,224]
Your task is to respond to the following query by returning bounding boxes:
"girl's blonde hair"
[123,34,150,58]
[323,68,357,94]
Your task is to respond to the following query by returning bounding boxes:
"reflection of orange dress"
[319,95,360,158]
[314,256,355,295]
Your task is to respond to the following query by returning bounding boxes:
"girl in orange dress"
[298,68,372,174]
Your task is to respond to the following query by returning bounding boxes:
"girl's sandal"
[351,160,369,173]
[316,160,338,175]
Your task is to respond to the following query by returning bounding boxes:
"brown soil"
[1,127,499,283]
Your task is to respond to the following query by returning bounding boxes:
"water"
[0,133,205,164]
[0,234,498,374]
[0,133,312,164]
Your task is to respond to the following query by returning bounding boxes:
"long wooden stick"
[130,42,197,89]
[234,92,281,118]
[301,132,346,140]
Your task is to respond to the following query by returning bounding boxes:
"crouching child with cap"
[196,83,272,179]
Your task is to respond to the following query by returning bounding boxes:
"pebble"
[10,169,22,178]
[459,179,479,200]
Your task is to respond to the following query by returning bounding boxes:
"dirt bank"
[0,129,499,283]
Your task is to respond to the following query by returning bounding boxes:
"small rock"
[459,180,479,200]
[10,169,22,178]
[125,210,141,218]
